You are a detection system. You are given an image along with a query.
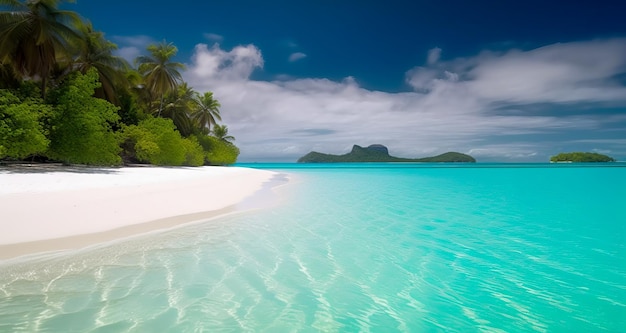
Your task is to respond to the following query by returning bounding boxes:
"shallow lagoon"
[1,163,625,332]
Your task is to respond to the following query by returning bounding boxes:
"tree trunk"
[158,95,164,116]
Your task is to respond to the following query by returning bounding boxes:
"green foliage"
[161,83,194,136]
[0,0,84,97]
[0,90,50,159]
[550,152,615,163]
[47,69,122,165]
[119,117,202,166]
[212,124,235,142]
[120,117,183,165]
[193,91,221,133]
[73,22,130,104]
[180,136,205,166]
[116,88,142,126]
[298,145,476,163]
[196,134,240,165]
[0,3,236,168]
[136,40,185,115]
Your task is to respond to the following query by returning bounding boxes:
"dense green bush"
[0,90,50,159]
[197,135,240,165]
[46,69,121,165]
[120,117,183,165]
[180,136,205,166]
[120,117,203,166]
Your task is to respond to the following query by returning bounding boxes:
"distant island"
[297,144,476,163]
[550,152,615,163]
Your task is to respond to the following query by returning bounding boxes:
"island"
[297,144,476,163]
[550,152,615,163]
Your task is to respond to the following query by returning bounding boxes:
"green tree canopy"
[197,134,239,165]
[0,4,241,166]
[212,124,234,143]
[0,0,84,97]
[71,22,129,104]
[120,117,203,166]
[136,40,185,115]
[192,91,221,134]
[46,68,121,165]
[0,89,50,159]
[162,82,195,136]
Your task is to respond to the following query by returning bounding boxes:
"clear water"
[1,163,625,332]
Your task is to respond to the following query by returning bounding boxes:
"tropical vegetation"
[0,0,239,165]
[550,152,615,163]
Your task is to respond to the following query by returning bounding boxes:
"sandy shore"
[0,165,278,260]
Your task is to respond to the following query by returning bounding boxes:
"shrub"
[0,90,50,159]
[120,117,195,166]
[46,69,121,165]
[197,135,240,165]
[181,136,205,166]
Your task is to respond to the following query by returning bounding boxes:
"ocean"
[1,163,625,332]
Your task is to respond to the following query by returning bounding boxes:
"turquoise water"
[1,163,625,332]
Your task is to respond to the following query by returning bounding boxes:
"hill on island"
[550,152,615,162]
[297,144,476,163]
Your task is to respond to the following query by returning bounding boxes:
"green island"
[298,144,476,163]
[0,1,238,166]
[550,152,615,163]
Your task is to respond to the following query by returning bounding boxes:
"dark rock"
[297,144,476,163]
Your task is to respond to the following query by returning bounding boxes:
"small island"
[550,152,615,163]
[298,144,476,163]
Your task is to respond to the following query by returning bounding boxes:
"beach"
[0,165,278,259]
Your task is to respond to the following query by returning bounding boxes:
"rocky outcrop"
[297,144,476,163]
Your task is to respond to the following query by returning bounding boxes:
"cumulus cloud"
[187,43,263,81]
[288,52,307,62]
[184,39,626,162]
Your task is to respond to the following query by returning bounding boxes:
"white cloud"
[406,39,626,105]
[203,33,223,42]
[184,39,626,162]
[427,47,442,65]
[404,67,438,91]
[187,43,263,81]
[288,52,307,62]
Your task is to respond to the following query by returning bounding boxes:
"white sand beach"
[0,165,278,259]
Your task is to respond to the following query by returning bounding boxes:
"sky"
[70,0,626,162]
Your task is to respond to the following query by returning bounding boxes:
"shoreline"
[0,165,280,261]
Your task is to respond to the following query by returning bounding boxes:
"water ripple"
[1,166,625,332]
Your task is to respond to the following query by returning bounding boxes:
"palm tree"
[212,124,235,143]
[192,91,221,134]
[135,40,185,115]
[0,0,83,97]
[162,82,194,136]
[71,22,129,104]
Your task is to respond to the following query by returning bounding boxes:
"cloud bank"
[184,39,626,162]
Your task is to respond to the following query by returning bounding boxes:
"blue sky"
[72,0,626,162]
